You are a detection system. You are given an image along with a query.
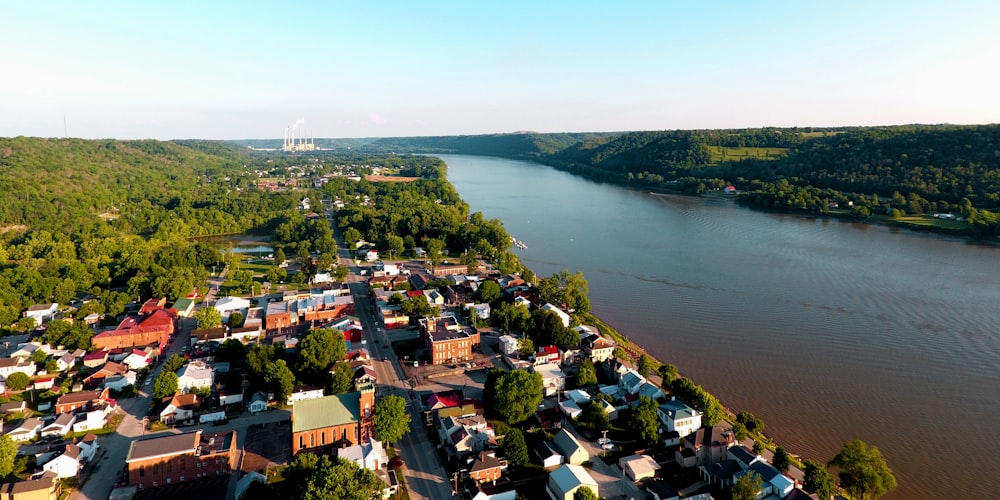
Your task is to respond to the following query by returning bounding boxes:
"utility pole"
[602,429,608,458]
[452,470,460,498]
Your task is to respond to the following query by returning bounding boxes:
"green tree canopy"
[265,359,296,404]
[669,377,724,426]
[803,459,837,500]
[0,435,16,478]
[5,372,29,391]
[193,306,222,329]
[477,280,501,304]
[636,353,656,377]
[296,328,346,379]
[773,446,792,473]
[583,399,610,431]
[153,370,178,399]
[498,427,529,466]
[228,311,244,327]
[373,395,411,444]
[732,471,763,500]
[538,270,590,313]
[329,362,354,395]
[573,486,598,500]
[282,453,383,500]
[828,439,897,500]
[627,395,660,446]
[163,354,187,373]
[488,369,543,424]
[657,363,679,383]
[576,357,597,387]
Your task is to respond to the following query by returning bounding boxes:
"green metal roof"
[292,393,361,433]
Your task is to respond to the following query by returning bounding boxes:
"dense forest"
[338,125,1000,238]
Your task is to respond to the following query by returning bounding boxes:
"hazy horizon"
[4,1,999,140]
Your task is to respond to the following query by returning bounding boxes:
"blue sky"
[2,1,998,139]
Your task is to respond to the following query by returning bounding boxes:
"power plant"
[283,118,316,152]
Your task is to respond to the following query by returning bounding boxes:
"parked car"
[597,437,611,445]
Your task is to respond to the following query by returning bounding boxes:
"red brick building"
[55,388,109,415]
[419,314,480,365]
[125,430,236,489]
[468,451,505,483]
[291,383,375,455]
[91,308,176,350]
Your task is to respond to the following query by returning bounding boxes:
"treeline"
[364,131,616,160]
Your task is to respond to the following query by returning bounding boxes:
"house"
[214,297,251,322]
[376,469,400,499]
[104,372,137,392]
[643,478,680,500]
[531,363,566,397]
[580,333,616,363]
[160,393,199,425]
[0,358,36,379]
[546,464,598,500]
[71,409,109,433]
[534,345,561,365]
[534,441,564,469]
[364,249,379,262]
[353,365,377,386]
[41,414,76,438]
[291,385,375,455]
[513,296,532,309]
[0,472,61,500]
[55,352,78,372]
[748,460,795,498]
[10,342,44,360]
[248,391,268,414]
[23,303,59,325]
[219,390,243,407]
[675,425,734,468]
[55,388,110,415]
[76,433,99,462]
[0,401,25,417]
[139,298,167,315]
[7,418,42,442]
[123,349,153,371]
[176,361,213,392]
[468,450,505,483]
[170,298,195,318]
[419,314,480,365]
[558,400,583,419]
[619,369,647,395]
[339,439,388,471]
[41,444,82,479]
[637,381,665,401]
[539,303,571,327]
[265,300,296,330]
[288,384,325,403]
[83,361,129,388]
[619,454,660,482]
[426,391,462,411]
[658,399,702,439]
[82,350,109,369]
[552,429,588,466]
[498,335,519,356]
[438,413,497,459]
[125,430,237,489]
[229,326,261,344]
[190,327,227,347]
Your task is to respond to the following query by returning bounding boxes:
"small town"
[0,186,845,500]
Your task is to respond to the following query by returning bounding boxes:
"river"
[441,154,1000,499]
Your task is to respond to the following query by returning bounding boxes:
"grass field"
[894,215,967,230]
[706,146,788,164]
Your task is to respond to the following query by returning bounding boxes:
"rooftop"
[292,393,361,433]
[126,431,199,462]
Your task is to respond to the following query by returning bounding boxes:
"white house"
[72,409,109,433]
[76,434,100,462]
[465,303,491,320]
[546,464,598,500]
[123,349,152,371]
[535,441,564,469]
[103,372,137,391]
[339,439,388,471]
[531,363,566,397]
[425,289,445,305]
[288,385,325,403]
[513,296,532,309]
[219,390,244,406]
[540,303,571,327]
[365,249,379,262]
[552,429,588,466]
[23,303,58,325]
[248,391,268,413]
[619,369,646,395]
[41,444,82,479]
[10,342,44,359]
[498,335,519,356]
[41,413,76,438]
[619,454,661,482]
[177,360,213,392]
[658,399,702,438]
[214,296,251,321]
[7,417,42,442]
[0,358,37,379]
[159,393,199,424]
[748,460,795,498]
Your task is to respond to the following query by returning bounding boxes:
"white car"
[602,442,615,450]
[597,437,611,445]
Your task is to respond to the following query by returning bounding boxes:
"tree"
[14,316,36,333]
[517,337,534,357]
[627,395,660,446]
[477,280,501,304]
[538,270,590,313]
[737,411,764,435]
[329,362,354,395]
[828,439,897,500]
[488,370,543,424]
[30,349,47,365]
[731,421,748,442]
[636,353,655,377]
[573,486,598,500]
[0,435,16,478]
[384,234,404,260]
[425,238,445,267]
[657,363,678,384]
[297,328,346,379]
[752,441,765,455]
[332,264,349,281]
[193,306,222,329]
[772,446,792,473]
[583,399,610,431]
[216,339,247,364]
[498,427,529,466]
[342,227,363,248]
[163,354,187,373]
[247,344,275,381]
[732,471,762,500]
[669,377,724,426]
[803,459,837,500]
[283,453,383,500]
[274,247,287,265]
[576,357,597,387]
[265,359,296,404]
[153,370,178,399]
[266,266,287,283]
[373,395,411,444]
[228,311,244,327]
[5,372,29,391]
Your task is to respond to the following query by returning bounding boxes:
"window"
[167,461,172,473]
[321,433,325,445]
[139,466,145,477]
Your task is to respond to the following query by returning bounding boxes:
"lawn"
[705,146,787,164]
[895,215,967,230]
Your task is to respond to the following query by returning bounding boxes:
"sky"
[2,1,998,140]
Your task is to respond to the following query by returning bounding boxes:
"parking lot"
[241,420,291,474]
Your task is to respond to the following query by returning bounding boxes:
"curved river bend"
[443,154,1000,499]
